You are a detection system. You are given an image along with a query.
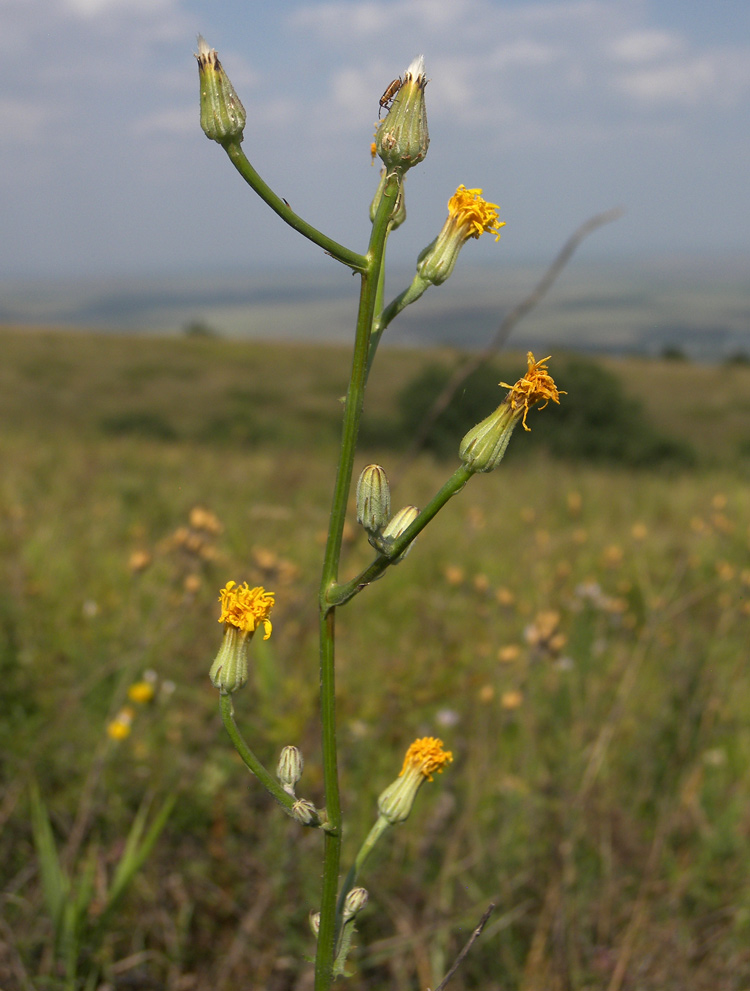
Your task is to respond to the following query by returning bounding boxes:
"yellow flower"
[218,581,274,639]
[446,185,505,242]
[210,582,275,694]
[400,737,453,780]
[415,185,505,291]
[377,737,453,824]
[459,353,564,473]
[127,680,155,704]
[499,353,564,431]
[107,706,135,741]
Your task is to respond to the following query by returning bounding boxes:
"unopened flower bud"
[378,737,453,825]
[376,55,429,173]
[343,887,369,921]
[380,505,419,562]
[309,911,321,936]
[369,168,406,229]
[291,798,319,826]
[277,746,304,795]
[356,464,391,533]
[459,353,563,474]
[195,35,246,144]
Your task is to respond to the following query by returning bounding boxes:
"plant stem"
[219,694,296,813]
[223,142,368,272]
[314,171,401,991]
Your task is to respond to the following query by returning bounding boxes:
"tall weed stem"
[314,172,401,991]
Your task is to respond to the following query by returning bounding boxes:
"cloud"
[614,47,750,107]
[609,30,684,64]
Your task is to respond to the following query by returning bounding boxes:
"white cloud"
[609,30,684,64]
[615,49,750,107]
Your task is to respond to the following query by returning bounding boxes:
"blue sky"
[3,0,749,279]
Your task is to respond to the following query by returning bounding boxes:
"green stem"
[367,274,429,377]
[219,694,296,814]
[223,142,368,272]
[335,815,391,924]
[314,172,401,991]
[327,463,474,608]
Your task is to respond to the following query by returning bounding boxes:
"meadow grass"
[1,328,750,989]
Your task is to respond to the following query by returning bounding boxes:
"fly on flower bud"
[277,746,304,796]
[380,505,420,562]
[356,464,391,534]
[375,55,429,173]
[195,35,246,144]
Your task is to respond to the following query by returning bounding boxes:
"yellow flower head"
[127,680,155,704]
[107,706,135,741]
[414,185,505,290]
[211,582,275,694]
[218,580,274,639]
[447,185,505,242]
[400,736,454,781]
[500,352,564,431]
[378,736,453,824]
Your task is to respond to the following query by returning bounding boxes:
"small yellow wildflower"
[218,580,274,639]
[107,706,135,741]
[446,185,505,242]
[400,736,453,781]
[128,680,155,704]
[415,185,505,291]
[210,581,275,693]
[500,353,564,431]
[377,736,453,824]
[459,353,564,472]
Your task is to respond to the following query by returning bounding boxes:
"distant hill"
[1,255,748,361]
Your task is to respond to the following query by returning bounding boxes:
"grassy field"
[2,327,750,990]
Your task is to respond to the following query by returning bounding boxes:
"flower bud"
[291,798,319,826]
[369,168,406,229]
[343,887,369,921]
[380,505,419,562]
[195,35,246,144]
[309,911,321,937]
[277,745,304,795]
[458,403,517,474]
[356,464,391,533]
[459,353,564,474]
[376,55,429,174]
[377,737,453,825]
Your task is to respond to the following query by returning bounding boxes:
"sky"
[2,0,750,281]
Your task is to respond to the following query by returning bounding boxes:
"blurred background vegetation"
[1,328,750,989]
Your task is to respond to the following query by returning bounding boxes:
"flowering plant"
[197,37,561,990]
